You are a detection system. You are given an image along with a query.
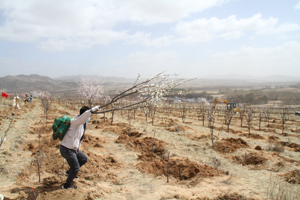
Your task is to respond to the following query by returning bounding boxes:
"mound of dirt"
[255,146,262,150]
[126,131,143,137]
[268,136,279,141]
[291,129,300,133]
[116,134,224,183]
[115,134,167,155]
[277,141,300,152]
[215,138,249,153]
[281,170,300,184]
[159,118,178,127]
[136,153,223,181]
[97,122,142,137]
[100,125,124,134]
[167,125,181,132]
[82,134,108,148]
[239,133,264,139]
[230,129,243,134]
[232,152,267,166]
[43,176,62,185]
[211,192,256,200]
[250,133,265,139]
[167,125,194,132]
[186,134,210,140]
[287,143,300,152]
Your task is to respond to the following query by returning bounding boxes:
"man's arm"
[71,106,100,126]
[71,110,92,126]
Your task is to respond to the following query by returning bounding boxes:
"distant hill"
[54,74,135,83]
[1,74,299,94]
[0,74,135,94]
[0,74,73,93]
[201,74,300,82]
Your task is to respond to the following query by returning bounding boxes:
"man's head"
[80,106,90,115]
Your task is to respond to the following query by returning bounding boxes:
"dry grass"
[267,174,300,200]
[266,143,285,152]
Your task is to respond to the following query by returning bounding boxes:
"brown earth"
[136,153,224,181]
[215,138,249,153]
[232,152,267,166]
[282,170,300,184]
[1,99,300,199]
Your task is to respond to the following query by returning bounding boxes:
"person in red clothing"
[60,105,100,189]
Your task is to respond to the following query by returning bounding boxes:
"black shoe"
[64,171,78,179]
[62,184,77,189]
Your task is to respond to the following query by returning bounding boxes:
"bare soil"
[0,99,300,199]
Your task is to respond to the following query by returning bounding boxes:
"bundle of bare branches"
[95,71,195,114]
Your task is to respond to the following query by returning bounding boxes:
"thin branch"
[0,109,18,149]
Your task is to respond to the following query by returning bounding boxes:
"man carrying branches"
[60,105,100,189]
[65,71,193,189]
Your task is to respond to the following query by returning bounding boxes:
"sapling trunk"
[211,126,214,148]
[258,111,264,131]
[32,188,39,200]
[167,152,170,183]
[244,108,253,138]
[133,108,136,120]
[37,158,41,183]
[0,108,18,148]
[281,109,289,134]
[111,111,114,125]
[151,131,156,152]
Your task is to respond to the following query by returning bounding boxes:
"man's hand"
[91,106,100,113]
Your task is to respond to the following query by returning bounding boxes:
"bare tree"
[142,105,150,122]
[207,109,216,148]
[196,106,201,121]
[133,107,137,120]
[258,110,265,131]
[265,107,272,128]
[281,108,289,134]
[41,96,52,120]
[245,108,253,138]
[110,110,115,125]
[165,104,172,118]
[201,105,206,126]
[149,103,157,125]
[224,110,235,132]
[180,103,187,123]
[0,108,18,148]
[239,106,246,127]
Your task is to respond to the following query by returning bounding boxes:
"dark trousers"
[60,145,88,186]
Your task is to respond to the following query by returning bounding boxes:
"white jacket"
[61,110,92,151]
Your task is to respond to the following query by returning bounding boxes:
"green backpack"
[52,115,71,140]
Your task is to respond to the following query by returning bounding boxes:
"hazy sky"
[0,0,299,78]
